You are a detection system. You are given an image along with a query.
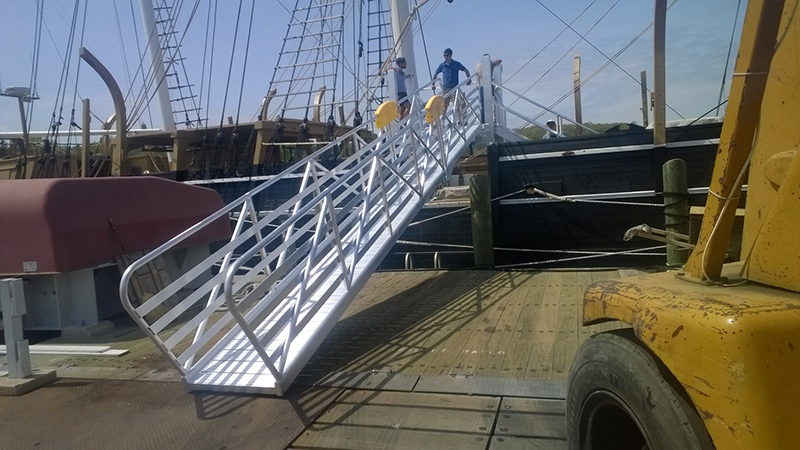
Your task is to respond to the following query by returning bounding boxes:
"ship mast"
[138,0,176,132]
[389,0,418,92]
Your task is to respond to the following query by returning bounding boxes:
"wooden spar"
[79,47,127,176]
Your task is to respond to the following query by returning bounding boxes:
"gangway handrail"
[493,81,599,135]
[120,71,484,394]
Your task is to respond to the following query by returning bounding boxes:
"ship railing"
[492,81,600,136]
[119,74,483,391]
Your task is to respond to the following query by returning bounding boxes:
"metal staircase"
[121,78,483,395]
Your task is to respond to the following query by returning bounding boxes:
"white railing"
[120,75,483,394]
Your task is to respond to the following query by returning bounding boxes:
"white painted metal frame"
[120,75,482,395]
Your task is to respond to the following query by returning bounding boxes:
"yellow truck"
[566,1,800,448]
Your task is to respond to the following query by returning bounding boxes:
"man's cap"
[546,119,556,125]
[443,48,453,55]
[396,57,406,64]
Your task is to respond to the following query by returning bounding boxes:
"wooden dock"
[2,268,637,450]
[300,269,626,382]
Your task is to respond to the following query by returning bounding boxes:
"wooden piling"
[470,174,495,267]
[663,158,689,266]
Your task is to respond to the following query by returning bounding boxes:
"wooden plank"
[495,412,566,439]
[294,371,420,391]
[337,389,499,411]
[293,424,490,449]
[497,273,538,378]
[361,271,486,374]
[500,397,566,415]
[488,435,566,450]
[416,272,494,376]
[524,272,562,380]
[447,272,524,376]
[550,272,580,379]
[314,403,495,434]
[475,272,539,377]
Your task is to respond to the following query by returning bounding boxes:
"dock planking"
[303,269,631,383]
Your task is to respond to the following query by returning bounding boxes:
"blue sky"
[0,0,746,133]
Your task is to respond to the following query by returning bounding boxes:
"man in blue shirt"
[433,48,471,97]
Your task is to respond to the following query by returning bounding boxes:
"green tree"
[515,122,629,140]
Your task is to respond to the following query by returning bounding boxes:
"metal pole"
[640,70,649,127]
[82,98,91,177]
[663,159,689,266]
[470,174,495,267]
[480,55,494,139]
[653,0,667,147]
[573,55,583,135]
[138,0,176,133]
[1,278,31,379]
[16,98,29,155]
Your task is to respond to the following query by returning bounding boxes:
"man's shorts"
[398,91,410,107]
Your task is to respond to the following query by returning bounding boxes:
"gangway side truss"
[121,78,483,395]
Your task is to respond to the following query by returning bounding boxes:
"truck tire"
[566,329,715,450]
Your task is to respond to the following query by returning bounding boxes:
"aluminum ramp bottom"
[121,83,485,396]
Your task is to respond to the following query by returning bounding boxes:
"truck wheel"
[567,329,714,450]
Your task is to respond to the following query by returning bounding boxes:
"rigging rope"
[408,189,526,227]
[63,0,89,177]
[524,0,619,92]
[505,0,597,83]
[414,0,434,81]
[128,0,155,128]
[526,186,663,208]
[127,0,203,131]
[397,239,667,258]
[496,245,667,269]
[716,0,743,116]
[526,0,682,123]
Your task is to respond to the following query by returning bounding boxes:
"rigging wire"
[234,0,258,127]
[716,0,743,116]
[46,0,80,142]
[414,0,434,80]
[63,0,89,175]
[26,0,45,135]
[128,0,155,128]
[505,0,597,83]
[113,0,134,92]
[197,0,215,129]
[216,0,245,129]
[523,0,619,93]
[204,0,219,133]
[127,0,203,131]
[531,0,685,119]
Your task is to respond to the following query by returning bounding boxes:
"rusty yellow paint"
[375,101,398,129]
[684,0,785,281]
[739,1,800,292]
[742,149,800,291]
[425,95,445,124]
[583,263,800,450]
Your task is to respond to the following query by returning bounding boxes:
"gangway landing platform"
[121,80,483,395]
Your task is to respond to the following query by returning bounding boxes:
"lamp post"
[0,86,38,156]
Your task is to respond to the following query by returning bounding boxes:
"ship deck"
[1,268,639,449]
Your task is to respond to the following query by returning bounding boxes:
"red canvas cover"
[0,177,231,275]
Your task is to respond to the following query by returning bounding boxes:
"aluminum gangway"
[120,78,484,395]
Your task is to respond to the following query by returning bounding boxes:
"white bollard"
[1,278,32,379]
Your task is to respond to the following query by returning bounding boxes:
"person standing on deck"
[433,48,471,105]
[543,119,565,139]
[394,57,413,120]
